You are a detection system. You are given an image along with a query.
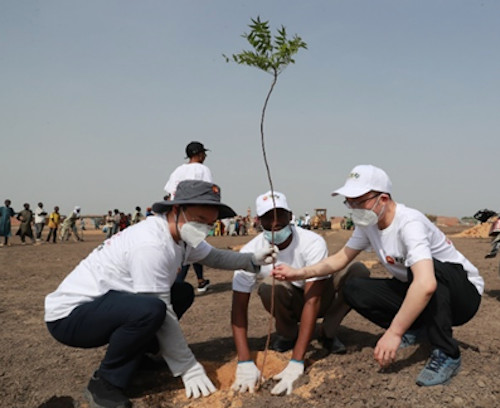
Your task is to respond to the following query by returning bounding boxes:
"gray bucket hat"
[152,180,236,219]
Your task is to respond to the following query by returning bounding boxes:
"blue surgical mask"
[263,225,292,245]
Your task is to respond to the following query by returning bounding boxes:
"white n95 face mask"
[351,209,379,227]
[178,210,213,248]
[179,221,212,248]
[351,197,385,227]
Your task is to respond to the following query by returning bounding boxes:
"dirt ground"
[1,225,499,408]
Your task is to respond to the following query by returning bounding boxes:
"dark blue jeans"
[342,259,481,358]
[46,282,194,389]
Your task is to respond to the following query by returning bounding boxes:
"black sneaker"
[320,336,347,354]
[137,354,168,372]
[85,373,132,408]
[197,279,210,293]
[271,335,296,352]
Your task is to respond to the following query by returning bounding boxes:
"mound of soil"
[451,223,492,238]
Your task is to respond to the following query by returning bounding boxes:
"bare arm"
[273,246,361,281]
[291,280,325,361]
[374,259,437,367]
[231,291,252,361]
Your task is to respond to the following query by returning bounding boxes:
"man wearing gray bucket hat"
[273,164,483,388]
[45,180,278,407]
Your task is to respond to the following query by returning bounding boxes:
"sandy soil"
[1,225,499,408]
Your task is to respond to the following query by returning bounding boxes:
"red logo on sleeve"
[385,255,395,264]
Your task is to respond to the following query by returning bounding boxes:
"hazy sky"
[1,1,498,219]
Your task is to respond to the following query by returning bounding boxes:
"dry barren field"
[1,225,499,408]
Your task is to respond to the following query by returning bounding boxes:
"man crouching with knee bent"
[273,165,483,387]
[45,180,277,408]
[231,190,367,396]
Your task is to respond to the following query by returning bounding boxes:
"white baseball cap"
[256,191,291,217]
[332,164,392,198]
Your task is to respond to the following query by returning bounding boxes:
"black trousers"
[46,282,194,389]
[342,259,481,358]
[46,227,58,242]
[176,263,204,282]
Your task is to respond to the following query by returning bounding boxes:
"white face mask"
[351,197,385,227]
[178,211,212,248]
[263,225,292,245]
[351,208,379,227]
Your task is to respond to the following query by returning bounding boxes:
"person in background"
[214,219,222,236]
[165,141,213,293]
[0,199,15,247]
[104,210,114,239]
[131,206,143,225]
[34,202,48,242]
[112,209,121,235]
[16,203,36,245]
[60,206,83,242]
[273,164,484,387]
[119,212,129,231]
[46,206,61,243]
[303,212,311,230]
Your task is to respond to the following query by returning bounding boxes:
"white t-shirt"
[233,225,329,293]
[346,203,484,295]
[34,207,46,224]
[45,215,212,322]
[164,163,213,197]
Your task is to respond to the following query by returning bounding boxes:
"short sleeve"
[232,240,258,293]
[400,220,433,267]
[346,227,371,251]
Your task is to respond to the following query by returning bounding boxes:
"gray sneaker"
[416,349,461,386]
[399,328,427,349]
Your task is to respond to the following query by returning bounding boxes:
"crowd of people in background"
[0,200,84,246]
[0,197,320,248]
[0,200,148,246]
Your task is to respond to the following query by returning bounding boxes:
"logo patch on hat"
[349,172,360,179]
[212,185,220,194]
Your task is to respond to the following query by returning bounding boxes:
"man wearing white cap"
[273,164,483,387]
[231,190,367,396]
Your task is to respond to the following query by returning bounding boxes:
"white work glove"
[181,361,216,399]
[231,360,262,393]
[271,359,304,396]
[252,245,279,265]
